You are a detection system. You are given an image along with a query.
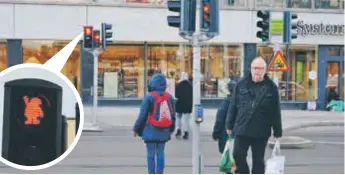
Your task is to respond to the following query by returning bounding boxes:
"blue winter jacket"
[133,73,176,143]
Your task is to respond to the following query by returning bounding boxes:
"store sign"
[297,20,344,37]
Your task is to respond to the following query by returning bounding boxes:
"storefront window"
[256,0,284,8]
[147,43,243,98]
[287,0,312,8]
[0,42,7,72]
[327,46,344,57]
[98,45,145,98]
[200,45,243,98]
[223,0,247,7]
[22,40,81,92]
[257,45,318,101]
[315,0,342,9]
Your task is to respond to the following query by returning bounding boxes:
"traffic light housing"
[283,11,298,44]
[93,30,101,49]
[167,0,197,36]
[256,10,271,43]
[200,0,219,37]
[101,23,113,51]
[2,79,63,166]
[83,26,93,49]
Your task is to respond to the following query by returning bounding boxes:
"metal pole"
[285,44,290,101]
[92,49,99,126]
[192,0,202,173]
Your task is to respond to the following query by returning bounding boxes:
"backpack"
[147,92,173,128]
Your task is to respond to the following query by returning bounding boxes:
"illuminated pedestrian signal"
[83,26,93,49]
[2,79,64,166]
[256,10,271,43]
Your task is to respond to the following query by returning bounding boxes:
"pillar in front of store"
[317,45,328,110]
[6,39,22,67]
[243,43,257,77]
[80,41,94,105]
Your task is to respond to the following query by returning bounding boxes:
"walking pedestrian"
[133,73,176,174]
[175,72,193,140]
[226,57,283,174]
[212,78,237,154]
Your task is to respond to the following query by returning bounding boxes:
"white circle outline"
[0,63,85,171]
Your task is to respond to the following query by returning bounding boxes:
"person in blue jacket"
[133,73,176,174]
[212,79,238,154]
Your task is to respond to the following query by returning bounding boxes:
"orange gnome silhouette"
[23,96,44,125]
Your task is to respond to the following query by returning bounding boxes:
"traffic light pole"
[192,35,202,174]
[91,49,100,126]
[192,2,202,173]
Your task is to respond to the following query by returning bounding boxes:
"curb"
[268,136,313,149]
[283,121,344,132]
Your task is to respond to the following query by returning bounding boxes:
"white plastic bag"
[265,140,285,174]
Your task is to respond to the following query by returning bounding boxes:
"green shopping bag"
[219,134,236,173]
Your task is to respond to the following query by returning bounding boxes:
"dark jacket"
[225,74,282,139]
[212,79,237,153]
[175,80,193,113]
[133,73,176,143]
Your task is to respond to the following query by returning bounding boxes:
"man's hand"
[226,130,232,135]
[274,137,281,142]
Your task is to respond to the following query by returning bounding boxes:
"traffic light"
[2,79,63,166]
[283,11,298,44]
[83,26,93,49]
[256,10,271,43]
[93,30,101,49]
[200,0,219,37]
[101,23,113,51]
[167,0,197,35]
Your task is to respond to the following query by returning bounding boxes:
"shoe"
[175,129,181,137]
[183,132,189,140]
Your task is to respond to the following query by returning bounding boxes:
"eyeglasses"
[251,67,265,70]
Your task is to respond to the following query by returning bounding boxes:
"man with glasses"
[225,57,283,174]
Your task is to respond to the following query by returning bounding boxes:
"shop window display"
[98,45,145,98]
[0,43,7,72]
[22,40,81,93]
[148,43,243,98]
[257,45,318,101]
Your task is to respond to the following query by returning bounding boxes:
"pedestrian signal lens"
[23,96,44,125]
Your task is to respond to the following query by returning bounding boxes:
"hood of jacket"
[148,73,167,94]
[179,72,189,82]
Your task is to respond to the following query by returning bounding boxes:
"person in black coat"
[212,78,238,154]
[226,57,282,174]
[175,72,193,140]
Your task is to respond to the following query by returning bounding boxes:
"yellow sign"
[268,51,289,72]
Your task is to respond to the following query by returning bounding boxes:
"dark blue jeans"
[146,142,165,174]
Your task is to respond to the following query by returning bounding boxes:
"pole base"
[82,122,103,132]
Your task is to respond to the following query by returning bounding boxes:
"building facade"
[0,0,343,109]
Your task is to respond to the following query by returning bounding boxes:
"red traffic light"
[83,26,93,36]
[203,5,210,14]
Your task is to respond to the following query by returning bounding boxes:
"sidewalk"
[82,106,344,132]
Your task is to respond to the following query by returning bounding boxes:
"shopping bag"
[219,134,236,173]
[265,140,285,174]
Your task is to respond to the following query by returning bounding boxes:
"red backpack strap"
[162,92,174,114]
[148,92,160,122]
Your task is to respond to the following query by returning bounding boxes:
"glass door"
[326,62,344,102]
